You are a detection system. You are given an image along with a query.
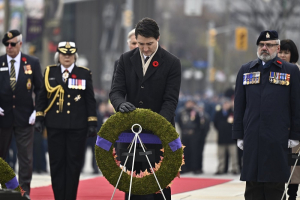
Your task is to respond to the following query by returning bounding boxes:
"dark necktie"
[144,56,150,63]
[10,60,16,91]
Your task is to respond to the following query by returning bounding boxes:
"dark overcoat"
[232,57,300,182]
[109,46,181,125]
[35,64,97,129]
[0,53,42,127]
[214,108,235,144]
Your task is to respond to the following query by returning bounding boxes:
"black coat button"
[139,101,143,105]
[141,85,144,89]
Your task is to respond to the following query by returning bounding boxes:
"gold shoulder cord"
[44,66,65,113]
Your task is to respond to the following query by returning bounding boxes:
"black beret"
[57,41,77,55]
[2,30,21,44]
[256,30,279,45]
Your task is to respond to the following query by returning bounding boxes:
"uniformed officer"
[233,30,300,200]
[35,41,97,200]
[0,30,43,197]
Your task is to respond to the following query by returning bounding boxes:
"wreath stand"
[111,124,166,200]
[281,150,300,200]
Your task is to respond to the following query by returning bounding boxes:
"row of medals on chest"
[63,71,86,90]
[243,71,290,86]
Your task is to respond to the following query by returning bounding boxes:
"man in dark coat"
[214,98,238,175]
[35,41,97,200]
[0,30,43,196]
[233,30,300,200]
[110,17,181,200]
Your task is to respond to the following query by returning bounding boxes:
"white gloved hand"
[288,139,299,148]
[29,110,36,125]
[237,139,244,150]
[0,107,4,116]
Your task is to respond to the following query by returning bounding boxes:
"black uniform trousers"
[117,142,171,200]
[245,181,285,200]
[0,126,34,195]
[47,127,87,200]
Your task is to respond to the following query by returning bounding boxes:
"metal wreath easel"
[281,148,300,200]
[110,124,166,200]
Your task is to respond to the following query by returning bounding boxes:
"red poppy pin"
[22,57,27,64]
[152,61,159,67]
[71,74,77,79]
[277,60,282,64]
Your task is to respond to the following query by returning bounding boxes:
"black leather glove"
[87,126,97,137]
[35,121,43,133]
[119,102,136,113]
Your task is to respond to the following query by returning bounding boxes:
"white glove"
[288,139,299,148]
[29,110,36,125]
[237,139,243,150]
[0,107,4,116]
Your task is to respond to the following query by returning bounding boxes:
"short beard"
[257,50,277,62]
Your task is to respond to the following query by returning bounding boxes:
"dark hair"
[135,17,160,39]
[280,39,299,63]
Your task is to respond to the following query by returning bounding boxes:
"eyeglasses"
[4,41,19,47]
[258,43,278,48]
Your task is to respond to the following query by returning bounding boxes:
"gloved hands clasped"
[87,126,97,137]
[119,102,136,113]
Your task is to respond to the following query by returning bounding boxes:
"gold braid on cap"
[44,66,65,113]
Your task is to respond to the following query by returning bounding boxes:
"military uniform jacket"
[0,53,43,127]
[36,64,97,129]
[109,46,181,125]
[233,57,300,182]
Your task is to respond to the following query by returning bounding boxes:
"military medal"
[71,78,75,89]
[246,74,250,85]
[249,73,253,84]
[24,65,32,74]
[243,73,248,85]
[74,79,78,89]
[63,71,69,82]
[68,78,72,89]
[78,79,82,90]
[255,72,260,84]
[26,78,32,90]
[280,73,286,85]
[82,79,86,90]
[286,74,290,85]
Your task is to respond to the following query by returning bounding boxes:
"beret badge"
[7,32,13,38]
[65,42,71,48]
[266,32,270,38]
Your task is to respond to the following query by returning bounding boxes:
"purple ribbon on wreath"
[5,176,19,189]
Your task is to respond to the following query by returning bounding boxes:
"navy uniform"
[233,30,300,200]
[35,42,97,200]
[0,30,43,196]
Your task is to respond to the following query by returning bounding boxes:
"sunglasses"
[4,41,19,47]
[258,43,278,48]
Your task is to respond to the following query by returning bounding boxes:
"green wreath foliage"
[0,157,21,192]
[95,108,183,195]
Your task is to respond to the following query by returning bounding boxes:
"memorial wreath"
[95,108,184,195]
[0,158,22,192]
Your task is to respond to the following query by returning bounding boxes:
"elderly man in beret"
[233,30,300,199]
[0,30,43,197]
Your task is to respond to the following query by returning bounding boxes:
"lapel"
[130,48,143,81]
[54,64,69,91]
[142,46,164,83]
[15,53,26,90]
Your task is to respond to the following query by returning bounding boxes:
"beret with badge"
[57,41,77,55]
[2,30,21,45]
[256,30,279,45]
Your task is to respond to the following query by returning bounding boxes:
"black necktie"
[10,60,16,91]
[144,56,150,63]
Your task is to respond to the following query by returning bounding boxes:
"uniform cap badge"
[7,32,13,38]
[266,32,270,38]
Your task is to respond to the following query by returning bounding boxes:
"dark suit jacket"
[109,46,181,125]
[0,53,43,127]
[36,64,97,129]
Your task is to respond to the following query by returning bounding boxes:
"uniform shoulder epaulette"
[46,64,57,68]
[77,66,90,71]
